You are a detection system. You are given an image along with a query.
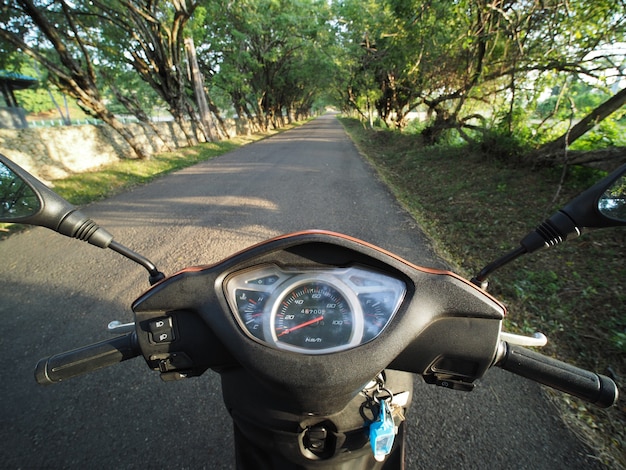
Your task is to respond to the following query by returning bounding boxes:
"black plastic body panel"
[132,231,505,415]
[222,367,414,468]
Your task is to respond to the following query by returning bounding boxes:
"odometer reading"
[273,282,354,350]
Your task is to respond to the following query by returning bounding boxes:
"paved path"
[0,115,603,468]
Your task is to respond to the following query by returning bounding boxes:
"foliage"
[569,112,626,151]
[0,0,155,158]
[476,127,531,161]
[335,0,626,158]
[1,0,623,160]
[0,0,330,151]
[198,0,336,131]
[14,85,62,114]
[99,69,164,118]
[535,80,612,121]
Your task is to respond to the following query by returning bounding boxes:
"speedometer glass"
[272,279,361,352]
[225,265,406,354]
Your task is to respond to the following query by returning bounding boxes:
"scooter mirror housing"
[596,174,626,222]
[0,153,113,248]
[521,163,626,253]
[0,154,164,284]
[472,163,626,287]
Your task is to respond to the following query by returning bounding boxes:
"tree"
[530,87,626,169]
[103,68,174,151]
[336,0,626,164]
[89,0,212,145]
[200,0,335,131]
[0,0,151,158]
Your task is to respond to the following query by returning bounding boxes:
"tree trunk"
[107,82,172,152]
[105,116,151,160]
[73,91,152,159]
[207,98,231,139]
[170,106,199,146]
[533,147,626,171]
[533,87,626,160]
[0,0,151,160]
[421,107,454,145]
[185,37,217,142]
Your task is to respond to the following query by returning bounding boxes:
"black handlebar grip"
[35,333,140,385]
[498,343,619,408]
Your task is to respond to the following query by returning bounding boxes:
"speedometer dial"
[273,282,352,350]
[270,277,364,353]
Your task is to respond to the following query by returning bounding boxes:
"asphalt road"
[0,115,604,469]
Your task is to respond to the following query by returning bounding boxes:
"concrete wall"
[0,107,29,129]
[0,119,240,182]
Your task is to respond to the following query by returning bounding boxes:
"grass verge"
[51,138,246,205]
[339,117,625,469]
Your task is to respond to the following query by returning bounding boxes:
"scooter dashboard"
[225,265,406,354]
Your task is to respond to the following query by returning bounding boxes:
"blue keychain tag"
[369,399,397,462]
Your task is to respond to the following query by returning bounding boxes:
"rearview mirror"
[473,163,626,286]
[522,163,626,254]
[0,154,112,247]
[598,174,626,222]
[0,154,164,283]
[0,162,41,220]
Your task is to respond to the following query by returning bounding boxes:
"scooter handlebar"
[35,333,140,385]
[496,342,618,408]
[33,332,621,409]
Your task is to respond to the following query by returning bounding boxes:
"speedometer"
[224,265,406,354]
[272,281,361,351]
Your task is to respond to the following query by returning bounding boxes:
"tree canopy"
[1,0,624,165]
[333,0,626,167]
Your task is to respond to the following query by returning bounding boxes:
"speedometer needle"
[278,315,324,336]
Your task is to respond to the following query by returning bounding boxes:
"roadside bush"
[476,127,531,161]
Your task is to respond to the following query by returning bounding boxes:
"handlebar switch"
[150,352,194,373]
[133,309,236,380]
[424,374,475,392]
[423,357,478,392]
[149,317,175,343]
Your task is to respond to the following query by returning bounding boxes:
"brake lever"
[499,331,547,347]
[107,320,135,334]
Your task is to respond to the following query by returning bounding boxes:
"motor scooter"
[0,153,623,469]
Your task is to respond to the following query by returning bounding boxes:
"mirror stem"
[471,246,526,288]
[472,211,583,287]
[109,241,165,285]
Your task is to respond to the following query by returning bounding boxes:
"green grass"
[339,117,625,469]
[51,138,246,205]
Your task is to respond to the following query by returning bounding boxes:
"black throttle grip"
[498,343,618,408]
[35,333,140,385]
